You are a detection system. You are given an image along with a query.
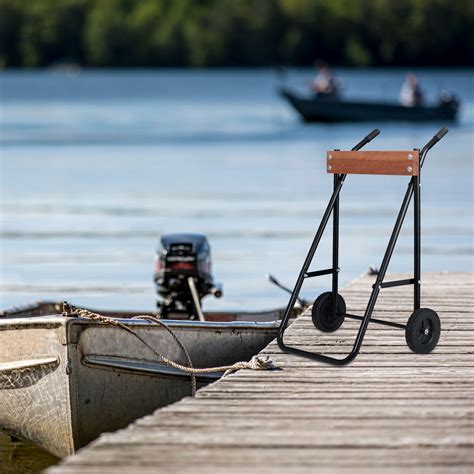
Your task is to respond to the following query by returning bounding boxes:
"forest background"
[1,0,473,69]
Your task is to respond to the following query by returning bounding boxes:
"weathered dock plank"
[49,272,474,473]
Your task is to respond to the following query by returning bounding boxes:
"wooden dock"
[49,272,473,473]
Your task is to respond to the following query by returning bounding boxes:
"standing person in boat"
[400,73,424,107]
[311,61,341,98]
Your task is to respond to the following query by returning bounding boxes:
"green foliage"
[0,0,472,68]
[84,0,135,66]
[14,0,87,67]
[0,0,22,67]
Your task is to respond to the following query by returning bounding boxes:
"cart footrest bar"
[345,313,406,330]
[304,268,338,278]
[379,278,415,289]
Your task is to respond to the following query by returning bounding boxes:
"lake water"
[0,68,473,470]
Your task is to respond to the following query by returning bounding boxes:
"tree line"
[1,0,473,69]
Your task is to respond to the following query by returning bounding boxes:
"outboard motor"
[154,233,222,319]
[438,90,459,110]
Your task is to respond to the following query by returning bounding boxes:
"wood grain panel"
[327,150,419,176]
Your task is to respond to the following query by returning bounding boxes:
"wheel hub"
[405,308,441,354]
[418,318,433,343]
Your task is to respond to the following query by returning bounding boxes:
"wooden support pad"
[327,150,419,176]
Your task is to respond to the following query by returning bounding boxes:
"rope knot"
[223,355,277,376]
[248,355,277,371]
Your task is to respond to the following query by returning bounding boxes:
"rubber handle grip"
[435,127,449,141]
[423,127,449,153]
[352,129,380,151]
[366,128,381,141]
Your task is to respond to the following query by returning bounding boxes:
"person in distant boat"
[400,73,424,107]
[312,61,341,98]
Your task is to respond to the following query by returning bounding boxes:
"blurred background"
[0,0,473,315]
[0,1,473,471]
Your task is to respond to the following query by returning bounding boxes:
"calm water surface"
[0,433,58,473]
[0,68,473,471]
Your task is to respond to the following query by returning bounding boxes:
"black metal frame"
[277,128,448,365]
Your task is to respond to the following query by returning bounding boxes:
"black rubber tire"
[405,308,441,354]
[311,292,346,332]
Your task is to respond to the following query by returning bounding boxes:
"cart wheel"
[312,292,346,332]
[405,308,441,354]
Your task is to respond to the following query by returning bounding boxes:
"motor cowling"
[154,233,222,318]
[438,90,459,110]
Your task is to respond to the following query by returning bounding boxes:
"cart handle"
[421,127,448,165]
[352,129,380,151]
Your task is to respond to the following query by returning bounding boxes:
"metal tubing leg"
[277,175,346,341]
[332,174,340,319]
[414,174,421,311]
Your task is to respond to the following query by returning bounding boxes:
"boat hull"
[0,315,280,457]
[0,320,73,458]
[280,88,458,123]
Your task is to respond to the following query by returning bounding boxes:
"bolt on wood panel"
[327,150,419,176]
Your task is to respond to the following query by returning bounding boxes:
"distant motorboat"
[280,87,459,123]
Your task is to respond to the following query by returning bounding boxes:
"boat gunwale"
[72,316,282,330]
[280,87,458,122]
[0,317,66,330]
[281,87,458,112]
[0,300,289,323]
[0,314,282,331]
